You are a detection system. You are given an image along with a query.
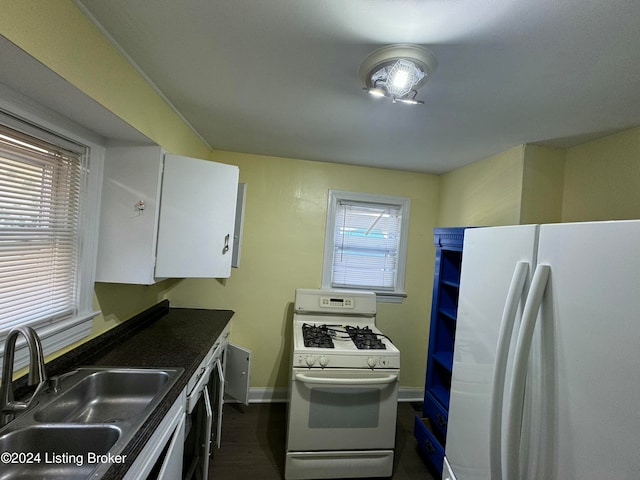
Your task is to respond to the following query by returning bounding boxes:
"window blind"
[0,124,83,329]
[331,200,402,290]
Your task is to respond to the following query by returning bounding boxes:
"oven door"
[287,368,399,451]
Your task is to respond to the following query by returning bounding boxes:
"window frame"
[0,87,103,376]
[322,189,410,303]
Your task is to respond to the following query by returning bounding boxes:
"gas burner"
[302,323,335,348]
[345,326,386,350]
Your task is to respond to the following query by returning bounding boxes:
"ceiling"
[76,0,640,174]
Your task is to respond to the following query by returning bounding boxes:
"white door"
[517,220,640,480]
[445,225,538,480]
[155,154,239,279]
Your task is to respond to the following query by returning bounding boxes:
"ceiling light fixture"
[359,44,437,105]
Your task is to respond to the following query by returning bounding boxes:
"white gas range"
[285,289,400,480]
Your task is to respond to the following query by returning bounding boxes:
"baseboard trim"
[229,387,424,404]
[398,387,424,403]
[248,387,289,403]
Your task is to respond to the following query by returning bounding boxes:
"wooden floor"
[209,402,437,480]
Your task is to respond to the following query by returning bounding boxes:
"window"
[0,106,102,375]
[322,190,410,302]
[0,124,84,327]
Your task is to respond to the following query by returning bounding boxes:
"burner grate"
[302,323,335,348]
[345,326,386,350]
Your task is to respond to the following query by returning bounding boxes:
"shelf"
[439,307,457,321]
[442,279,460,288]
[432,351,453,372]
[440,250,463,285]
[429,384,450,410]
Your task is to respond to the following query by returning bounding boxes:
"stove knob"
[305,355,316,367]
[367,357,378,368]
[319,355,329,367]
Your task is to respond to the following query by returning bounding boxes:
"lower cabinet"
[125,392,187,480]
[183,325,251,479]
[128,324,251,480]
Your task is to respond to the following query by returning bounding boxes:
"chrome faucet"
[0,327,48,426]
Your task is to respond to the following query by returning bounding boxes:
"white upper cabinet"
[96,146,240,284]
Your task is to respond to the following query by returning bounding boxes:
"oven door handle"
[295,373,398,385]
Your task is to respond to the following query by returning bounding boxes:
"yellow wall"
[0,0,210,356]
[167,151,441,388]
[437,146,525,227]
[437,129,639,229]
[0,0,209,159]
[562,127,640,221]
[520,145,566,224]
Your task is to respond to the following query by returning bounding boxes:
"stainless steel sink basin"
[0,425,120,479]
[0,367,182,480]
[34,369,174,423]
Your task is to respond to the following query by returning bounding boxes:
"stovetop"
[302,323,336,348]
[302,323,387,350]
[293,319,400,370]
[344,325,387,350]
[291,288,400,369]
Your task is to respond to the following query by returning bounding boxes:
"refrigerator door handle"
[489,261,530,480]
[505,264,550,480]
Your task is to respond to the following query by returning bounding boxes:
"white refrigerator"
[443,220,640,480]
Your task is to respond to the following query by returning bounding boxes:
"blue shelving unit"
[414,227,470,475]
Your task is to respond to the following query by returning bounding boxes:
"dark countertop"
[26,300,234,479]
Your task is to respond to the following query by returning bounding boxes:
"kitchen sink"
[34,369,174,423]
[0,367,182,479]
[0,425,120,479]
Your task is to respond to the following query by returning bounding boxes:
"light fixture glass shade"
[387,59,425,97]
[359,44,437,105]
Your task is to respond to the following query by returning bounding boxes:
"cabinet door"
[155,154,239,279]
[96,146,164,284]
[224,343,251,406]
[156,414,186,480]
[231,182,247,268]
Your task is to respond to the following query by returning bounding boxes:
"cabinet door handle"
[436,413,447,428]
[424,439,435,454]
[222,234,230,254]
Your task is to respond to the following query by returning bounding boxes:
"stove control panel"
[295,288,376,315]
[320,296,354,308]
[294,354,399,370]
